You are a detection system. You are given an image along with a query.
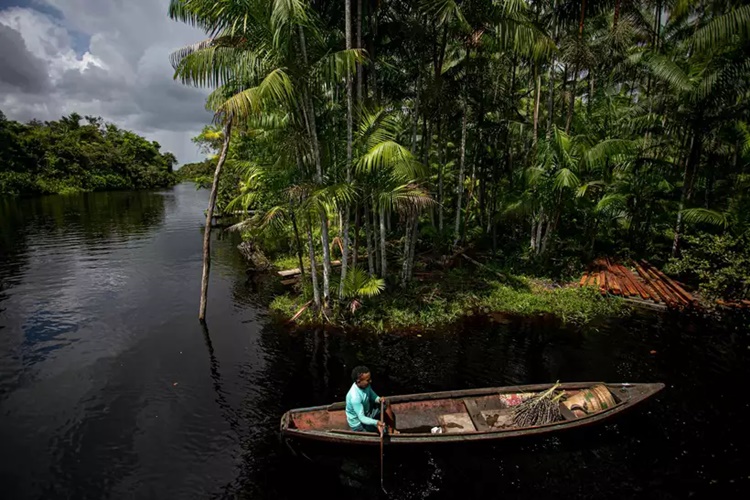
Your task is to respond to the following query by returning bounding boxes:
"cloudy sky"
[0,0,213,165]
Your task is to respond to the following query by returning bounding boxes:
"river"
[1,184,748,499]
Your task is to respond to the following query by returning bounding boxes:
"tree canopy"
[0,111,177,195]
[171,0,750,306]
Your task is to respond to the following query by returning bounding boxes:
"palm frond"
[491,21,556,60]
[693,5,750,52]
[582,139,637,170]
[173,44,272,88]
[357,141,423,180]
[217,68,295,119]
[168,0,218,33]
[680,208,729,228]
[271,0,308,31]
[500,0,529,16]
[502,195,535,218]
[389,184,435,215]
[554,167,580,191]
[170,38,220,68]
[738,121,750,155]
[356,108,397,147]
[306,183,357,212]
[169,0,265,37]
[314,49,367,85]
[524,166,544,187]
[595,193,629,217]
[342,267,385,299]
[576,181,606,199]
[641,53,693,94]
[420,0,470,31]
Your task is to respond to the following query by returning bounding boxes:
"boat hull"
[280,382,665,447]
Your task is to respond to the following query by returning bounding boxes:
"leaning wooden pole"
[199,119,232,322]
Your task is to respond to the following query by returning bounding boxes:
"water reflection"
[241,312,750,499]
[0,186,749,499]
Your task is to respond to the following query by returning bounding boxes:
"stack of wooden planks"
[579,258,699,309]
[277,259,345,286]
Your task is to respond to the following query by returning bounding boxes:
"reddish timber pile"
[579,258,699,309]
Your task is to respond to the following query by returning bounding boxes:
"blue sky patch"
[2,0,91,56]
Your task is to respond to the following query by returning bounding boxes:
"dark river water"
[1,184,749,499]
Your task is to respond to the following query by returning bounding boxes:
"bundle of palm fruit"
[511,382,563,427]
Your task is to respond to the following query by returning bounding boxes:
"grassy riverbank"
[268,265,626,332]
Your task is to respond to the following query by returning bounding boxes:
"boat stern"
[280,410,291,433]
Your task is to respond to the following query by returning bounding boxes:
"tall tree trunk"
[339,212,350,297]
[306,213,321,309]
[365,198,375,277]
[561,64,568,122]
[478,162,486,230]
[461,157,477,246]
[547,58,555,139]
[438,119,444,232]
[199,119,232,321]
[353,204,360,272]
[536,212,544,254]
[533,67,541,148]
[531,209,545,255]
[579,0,587,36]
[290,206,305,278]
[339,0,354,299]
[299,25,332,306]
[453,102,468,247]
[356,0,363,102]
[407,214,418,280]
[379,205,387,279]
[654,1,662,52]
[488,132,501,235]
[412,71,421,152]
[613,0,621,29]
[540,213,557,255]
[373,201,381,275]
[566,66,578,134]
[526,74,532,136]
[672,134,701,257]
[402,213,419,285]
[422,118,433,228]
[369,0,378,101]
[319,211,332,307]
[566,0,586,134]
[400,214,413,286]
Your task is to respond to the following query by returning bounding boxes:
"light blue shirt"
[345,383,381,429]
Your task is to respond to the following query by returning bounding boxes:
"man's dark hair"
[351,365,370,382]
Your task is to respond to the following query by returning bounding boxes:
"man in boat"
[345,366,397,434]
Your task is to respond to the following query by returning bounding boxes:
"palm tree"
[635,3,750,256]
[169,0,363,314]
[355,106,431,284]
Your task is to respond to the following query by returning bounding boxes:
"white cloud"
[0,1,214,165]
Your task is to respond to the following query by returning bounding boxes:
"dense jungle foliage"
[170,0,750,315]
[0,111,177,195]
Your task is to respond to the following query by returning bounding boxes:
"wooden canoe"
[280,381,665,446]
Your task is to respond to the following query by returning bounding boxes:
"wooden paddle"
[379,399,387,494]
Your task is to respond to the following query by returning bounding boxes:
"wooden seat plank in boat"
[438,412,475,434]
[463,398,491,431]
